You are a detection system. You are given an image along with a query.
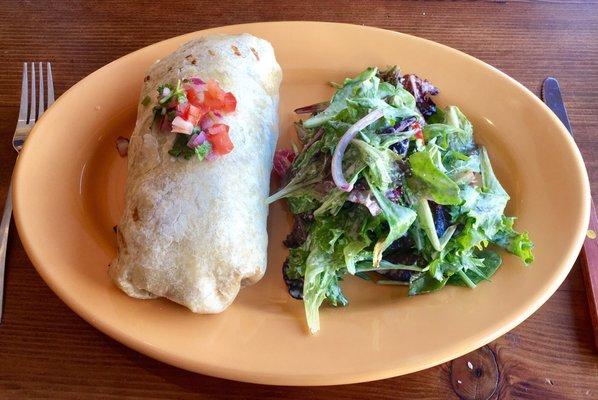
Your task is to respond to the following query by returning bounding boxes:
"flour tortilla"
[109,34,282,313]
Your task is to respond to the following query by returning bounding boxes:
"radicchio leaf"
[283,213,314,248]
[273,149,296,179]
[401,74,439,117]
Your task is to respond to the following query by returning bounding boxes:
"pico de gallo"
[143,77,237,161]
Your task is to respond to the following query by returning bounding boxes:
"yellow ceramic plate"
[13,22,590,385]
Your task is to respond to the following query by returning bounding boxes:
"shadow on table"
[101,334,373,399]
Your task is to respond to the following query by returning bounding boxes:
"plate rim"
[13,21,591,385]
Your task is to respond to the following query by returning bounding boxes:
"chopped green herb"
[168,134,213,161]
[153,80,187,122]
[141,95,152,107]
[168,134,195,159]
[195,141,212,161]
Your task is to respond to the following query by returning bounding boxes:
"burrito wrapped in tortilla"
[109,34,282,313]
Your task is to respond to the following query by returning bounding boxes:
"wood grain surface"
[581,199,598,350]
[0,1,597,399]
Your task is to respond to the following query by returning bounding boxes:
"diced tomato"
[204,80,237,112]
[186,80,236,115]
[206,123,228,136]
[412,122,424,141]
[209,132,234,155]
[178,103,190,119]
[206,79,225,101]
[221,92,237,113]
[186,104,206,126]
[203,91,236,113]
[204,91,229,110]
[203,93,220,109]
[206,124,234,155]
[186,88,204,107]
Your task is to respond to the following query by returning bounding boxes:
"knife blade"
[542,77,598,350]
[542,77,573,134]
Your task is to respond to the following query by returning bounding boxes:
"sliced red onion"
[294,101,330,114]
[272,149,296,178]
[408,75,419,101]
[116,136,129,157]
[187,131,206,149]
[171,116,194,135]
[161,87,171,97]
[331,109,384,191]
[348,190,382,216]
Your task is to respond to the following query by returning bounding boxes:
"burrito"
[109,34,282,313]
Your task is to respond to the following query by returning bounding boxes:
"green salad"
[268,67,533,334]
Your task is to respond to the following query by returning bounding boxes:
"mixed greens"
[268,67,534,334]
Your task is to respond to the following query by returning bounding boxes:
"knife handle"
[580,197,598,349]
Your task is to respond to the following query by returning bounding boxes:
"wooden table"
[0,1,597,398]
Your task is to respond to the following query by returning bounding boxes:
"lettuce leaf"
[303,249,340,334]
[267,150,330,204]
[409,249,502,295]
[447,250,502,287]
[287,189,321,214]
[352,139,402,192]
[424,106,474,149]
[303,68,379,128]
[368,177,417,267]
[407,148,461,205]
[492,216,534,265]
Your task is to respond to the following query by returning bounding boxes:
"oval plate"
[13,22,590,385]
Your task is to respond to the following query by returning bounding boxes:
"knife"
[542,77,598,350]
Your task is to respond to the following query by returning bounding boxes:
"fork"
[0,62,54,323]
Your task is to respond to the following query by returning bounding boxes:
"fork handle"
[0,179,13,323]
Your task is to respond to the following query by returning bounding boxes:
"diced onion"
[171,116,194,135]
[189,77,205,85]
[205,152,219,161]
[200,111,219,131]
[116,136,129,157]
[187,131,206,149]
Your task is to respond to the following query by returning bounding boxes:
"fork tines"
[18,62,54,126]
